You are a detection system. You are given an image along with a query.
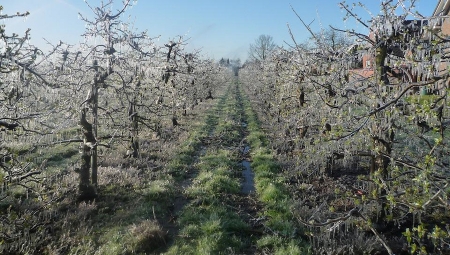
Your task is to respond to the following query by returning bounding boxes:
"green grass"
[187,167,240,197]
[168,204,248,255]
[169,79,309,254]
[238,81,310,254]
[138,179,175,202]
[62,121,211,254]
[166,82,253,254]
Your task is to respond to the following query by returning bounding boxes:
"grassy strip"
[165,84,251,254]
[165,96,225,179]
[238,81,310,254]
[59,95,228,254]
[166,149,248,254]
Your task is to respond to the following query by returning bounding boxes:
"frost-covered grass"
[0,86,226,254]
[1,80,310,254]
[166,83,252,254]
[240,82,310,254]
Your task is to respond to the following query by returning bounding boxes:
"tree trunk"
[78,108,97,201]
[128,101,139,158]
[375,44,387,84]
[91,81,99,186]
[372,41,392,225]
[370,126,394,229]
[182,102,187,116]
[172,116,178,127]
[205,89,213,100]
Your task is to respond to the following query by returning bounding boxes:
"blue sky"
[1,0,436,61]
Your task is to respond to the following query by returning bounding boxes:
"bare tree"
[241,0,450,253]
[0,5,66,253]
[68,0,145,200]
[248,34,277,62]
[310,27,355,52]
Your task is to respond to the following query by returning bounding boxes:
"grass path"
[163,79,309,254]
[44,78,308,254]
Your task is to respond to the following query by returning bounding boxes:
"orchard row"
[240,2,450,254]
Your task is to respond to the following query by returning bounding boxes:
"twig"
[358,213,394,255]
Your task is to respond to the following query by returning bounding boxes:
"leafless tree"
[64,0,146,200]
[0,5,66,253]
[248,34,277,62]
[310,27,355,52]
[241,1,450,253]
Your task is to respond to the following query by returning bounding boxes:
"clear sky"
[1,0,436,61]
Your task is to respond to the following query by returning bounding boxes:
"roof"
[433,0,450,16]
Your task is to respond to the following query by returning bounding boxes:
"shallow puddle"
[241,160,255,194]
[241,145,255,194]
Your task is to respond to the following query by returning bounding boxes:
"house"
[349,1,449,95]
[433,0,450,35]
[349,21,426,84]
[432,0,450,95]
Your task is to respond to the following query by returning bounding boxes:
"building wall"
[435,1,450,95]
[362,54,373,70]
[441,18,450,35]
